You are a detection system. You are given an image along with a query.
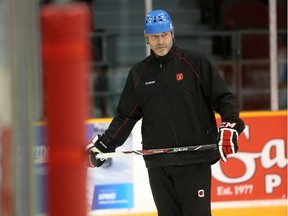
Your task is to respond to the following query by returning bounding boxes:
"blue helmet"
[144,10,174,35]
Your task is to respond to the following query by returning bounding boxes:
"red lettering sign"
[212,112,287,201]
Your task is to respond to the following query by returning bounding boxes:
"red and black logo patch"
[176,73,184,81]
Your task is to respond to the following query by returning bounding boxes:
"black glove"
[217,122,240,162]
[85,134,115,167]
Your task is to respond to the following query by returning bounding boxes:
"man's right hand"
[85,134,114,168]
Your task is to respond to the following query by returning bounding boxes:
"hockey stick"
[96,143,217,159]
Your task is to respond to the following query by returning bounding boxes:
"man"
[86,9,245,216]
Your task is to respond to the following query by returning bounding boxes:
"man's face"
[146,32,173,57]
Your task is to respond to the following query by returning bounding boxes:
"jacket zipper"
[160,61,182,165]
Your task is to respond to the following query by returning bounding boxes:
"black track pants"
[147,163,212,216]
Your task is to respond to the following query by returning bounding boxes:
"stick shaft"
[96,144,217,159]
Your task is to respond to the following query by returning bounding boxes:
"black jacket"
[104,44,245,168]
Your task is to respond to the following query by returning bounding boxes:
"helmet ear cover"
[145,35,149,44]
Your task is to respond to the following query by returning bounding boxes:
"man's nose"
[158,36,164,44]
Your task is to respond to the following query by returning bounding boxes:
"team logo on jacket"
[176,73,184,81]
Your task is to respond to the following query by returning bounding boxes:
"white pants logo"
[198,189,205,198]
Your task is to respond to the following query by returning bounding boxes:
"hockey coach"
[86,9,245,216]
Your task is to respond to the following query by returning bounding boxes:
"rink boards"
[34,110,287,216]
[85,111,287,216]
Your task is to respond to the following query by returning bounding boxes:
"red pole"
[0,127,12,216]
[41,3,90,216]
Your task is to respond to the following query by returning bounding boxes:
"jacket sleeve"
[198,52,245,134]
[104,70,143,148]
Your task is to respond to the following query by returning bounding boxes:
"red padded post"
[41,3,90,216]
[0,127,12,216]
